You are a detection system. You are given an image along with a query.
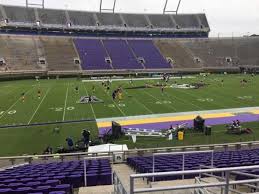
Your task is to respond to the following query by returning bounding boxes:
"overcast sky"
[0,0,259,37]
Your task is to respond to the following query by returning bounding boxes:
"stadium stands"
[0,35,44,71]
[4,6,35,24]
[74,39,112,70]
[148,14,176,28]
[127,148,259,181]
[102,39,143,69]
[154,39,203,68]
[38,9,67,26]
[173,14,200,29]
[68,11,96,26]
[181,38,259,67]
[0,159,112,192]
[96,13,123,26]
[0,34,258,72]
[40,37,80,71]
[0,5,210,38]
[128,40,171,69]
[122,14,149,28]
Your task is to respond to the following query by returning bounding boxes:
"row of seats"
[127,149,259,181]
[75,39,171,70]
[0,35,258,71]
[0,159,112,193]
[1,5,209,29]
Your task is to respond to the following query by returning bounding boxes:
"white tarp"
[88,144,128,153]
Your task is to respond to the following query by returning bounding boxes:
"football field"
[0,74,259,155]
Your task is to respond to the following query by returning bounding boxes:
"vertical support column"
[176,0,182,15]
[130,176,134,194]
[211,151,214,167]
[163,0,169,14]
[224,171,230,194]
[84,159,87,186]
[182,154,185,179]
[152,155,155,182]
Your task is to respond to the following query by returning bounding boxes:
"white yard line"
[124,88,153,114]
[142,90,177,112]
[0,87,35,120]
[98,84,127,117]
[83,84,97,119]
[164,92,202,110]
[28,88,51,124]
[62,85,69,121]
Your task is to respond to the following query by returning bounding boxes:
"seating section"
[96,13,123,26]
[103,40,143,69]
[0,36,45,71]
[148,14,175,28]
[128,40,171,69]
[0,159,112,193]
[41,37,80,71]
[4,6,35,23]
[69,11,96,26]
[1,5,210,32]
[122,14,149,27]
[181,38,259,67]
[173,14,200,28]
[38,9,67,25]
[74,39,112,70]
[154,40,202,68]
[127,149,259,181]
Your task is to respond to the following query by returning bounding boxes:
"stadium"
[0,0,258,193]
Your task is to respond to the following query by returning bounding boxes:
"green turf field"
[0,74,258,156]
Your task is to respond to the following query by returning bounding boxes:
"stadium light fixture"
[26,0,44,8]
[99,0,117,13]
[163,0,182,14]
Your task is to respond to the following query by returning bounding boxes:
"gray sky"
[0,0,259,37]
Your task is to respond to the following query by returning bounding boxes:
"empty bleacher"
[40,37,80,71]
[0,35,44,71]
[74,39,112,70]
[127,148,259,181]
[148,14,175,28]
[154,39,202,68]
[103,39,143,69]
[122,14,149,28]
[0,159,112,193]
[128,40,171,69]
[96,13,123,26]
[68,11,96,26]
[4,5,35,23]
[173,14,200,29]
[38,9,67,25]
[181,38,259,68]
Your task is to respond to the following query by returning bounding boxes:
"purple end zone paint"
[98,114,259,137]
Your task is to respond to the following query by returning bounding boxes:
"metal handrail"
[0,140,258,162]
[129,165,259,194]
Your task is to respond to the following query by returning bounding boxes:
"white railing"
[0,141,258,166]
[152,150,214,180]
[129,165,259,194]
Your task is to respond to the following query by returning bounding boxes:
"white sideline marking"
[82,76,195,82]
[62,85,69,121]
[98,84,126,116]
[96,106,259,123]
[28,88,51,124]
[83,84,97,119]
[0,87,35,120]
